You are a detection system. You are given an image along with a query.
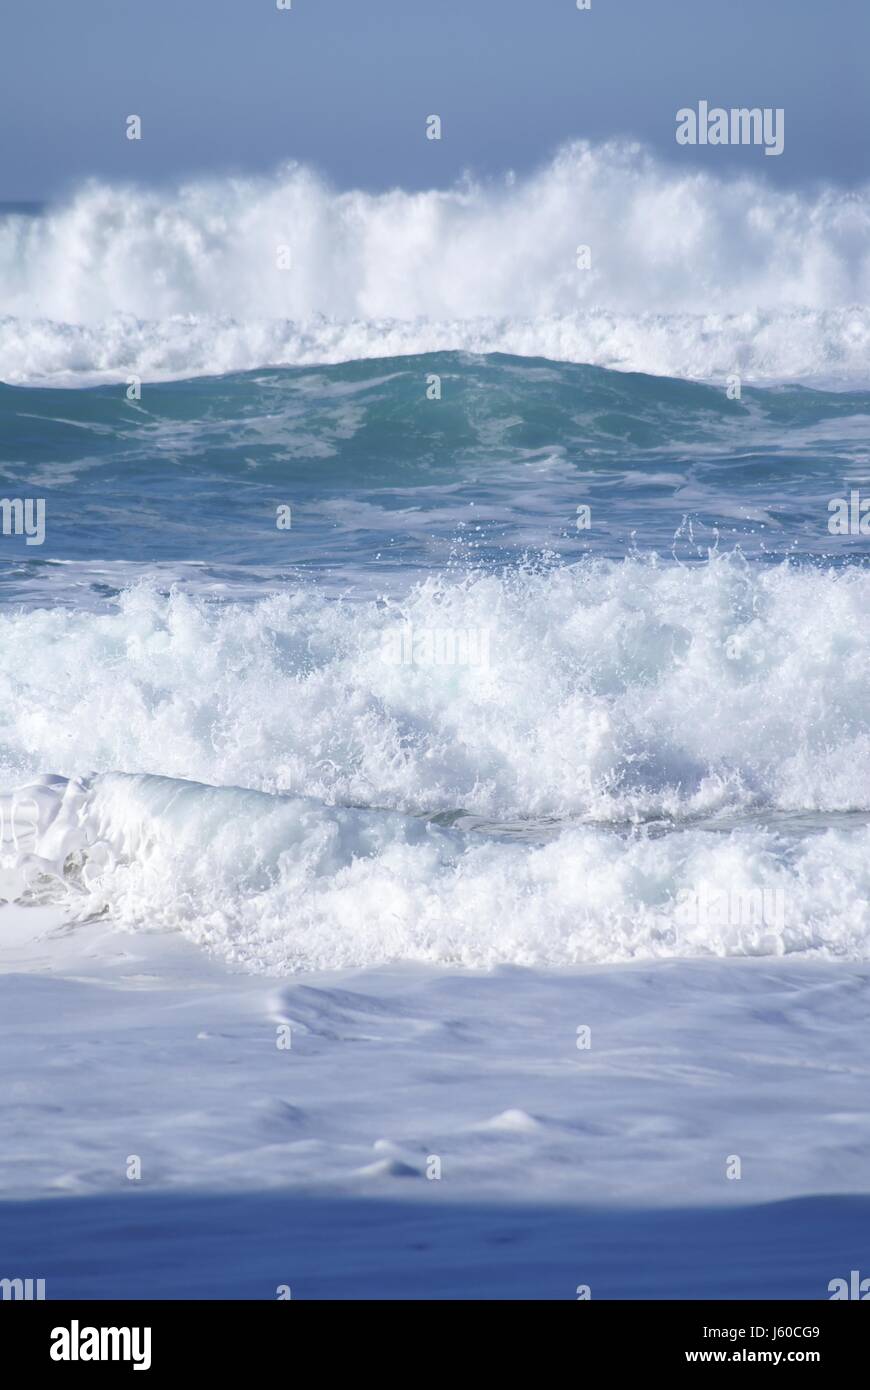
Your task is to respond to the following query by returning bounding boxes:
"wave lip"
[2,306,870,387]
[3,771,870,973]
[3,140,870,385]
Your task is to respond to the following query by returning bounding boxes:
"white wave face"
[3,771,869,971]
[2,141,870,385]
[2,557,869,823]
[4,557,869,970]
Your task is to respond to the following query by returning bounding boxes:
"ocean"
[1,146,870,1298]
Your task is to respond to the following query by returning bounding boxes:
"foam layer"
[3,307,870,388]
[2,557,870,822]
[2,141,869,385]
[3,771,870,971]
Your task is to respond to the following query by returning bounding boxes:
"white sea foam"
[3,769,869,971]
[1,555,869,969]
[2,141,869,385]
[2,558,869,822]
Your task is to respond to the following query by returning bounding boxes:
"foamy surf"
[8,3,870,1310]
[1,768,867,972]
[2,141,870,386]
[2,559,869,823]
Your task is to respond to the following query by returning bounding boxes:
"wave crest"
[3,772,869,971]
[2,558,869,822]
[3,141,870,384]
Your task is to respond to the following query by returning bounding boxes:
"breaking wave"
[2,558,869,822]
[2,555,870,971]
[2,770,869,971]
[2,141,870,385]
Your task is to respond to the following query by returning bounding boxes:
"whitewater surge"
[2,141,870,385]
[2,558,869,822]
[2,554,870,969]
[1,770,868,971]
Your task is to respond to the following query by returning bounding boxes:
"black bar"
[1,1299,866,1374]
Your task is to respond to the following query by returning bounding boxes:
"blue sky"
[1,0,865,199]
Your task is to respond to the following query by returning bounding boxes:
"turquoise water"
[1,354,868,607]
